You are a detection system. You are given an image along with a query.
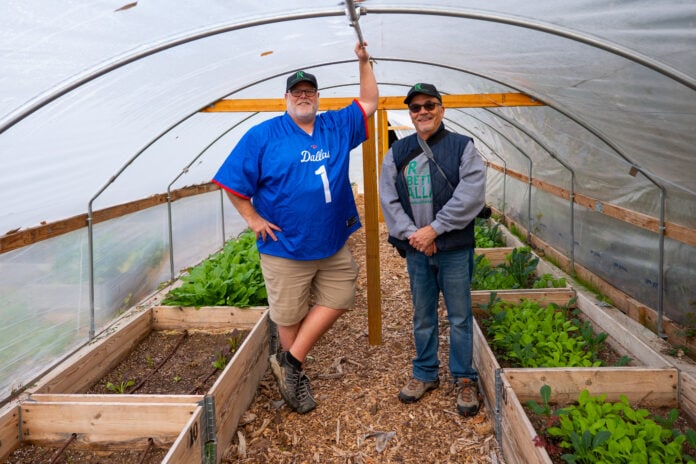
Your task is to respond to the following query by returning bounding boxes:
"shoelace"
[296,374,314,402]
[281,355,301,386]
[406,378,422,390]
[457,380,476,402]
[285,368,300,385]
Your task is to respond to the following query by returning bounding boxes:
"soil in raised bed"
[4,443,169,464]
[2,330,248,463]
[88,328,249,395]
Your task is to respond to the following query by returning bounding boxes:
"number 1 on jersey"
[315,165,332,203]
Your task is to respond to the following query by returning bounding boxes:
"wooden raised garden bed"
[472,223,696,463]
[497,367,691,463]
[1,303,270,464]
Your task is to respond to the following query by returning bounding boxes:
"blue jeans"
[405,247,477,383]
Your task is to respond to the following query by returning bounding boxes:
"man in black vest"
[379,83,486,416]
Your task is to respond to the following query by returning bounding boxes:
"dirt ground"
[220,195,504,464]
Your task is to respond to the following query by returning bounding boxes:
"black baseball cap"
[404,83,442,104]
[286,71,318,91]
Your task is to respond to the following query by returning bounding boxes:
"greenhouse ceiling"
[1,0,695,233]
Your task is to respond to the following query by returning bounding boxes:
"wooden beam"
[0,404,19,462]
[151,306,267,331]
[21,401,197,447]
[200,98,339,113]
[164,406,205,464]
[208,311,269,463]
[200,92,544,113]
[0,183,220,254]
[503,367,678,405]
[476,246,517,265]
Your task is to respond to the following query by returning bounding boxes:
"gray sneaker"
[295,373,317,414]
[398,377,440,403]
[455,378,480,416]
[269,352,300,410]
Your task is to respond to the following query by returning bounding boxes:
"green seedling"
[106,378,135,394]
[227,329,243,353]
[212,352,227,370]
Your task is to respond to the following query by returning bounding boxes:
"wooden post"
[362,114,382,345]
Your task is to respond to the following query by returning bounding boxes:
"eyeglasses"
[408,101,441,113]
[289,88,317,97]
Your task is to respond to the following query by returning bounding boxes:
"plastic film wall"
[1,0,695,403]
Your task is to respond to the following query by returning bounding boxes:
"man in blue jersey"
[379,83,485,416]
[213,42,378,414]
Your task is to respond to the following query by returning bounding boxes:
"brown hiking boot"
[455,378,480,416]
[398,378,440,403]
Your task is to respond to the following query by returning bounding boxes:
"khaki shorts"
[260,245,359,326]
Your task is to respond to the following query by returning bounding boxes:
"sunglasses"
[408,101,441,113]
[289,88,317,97]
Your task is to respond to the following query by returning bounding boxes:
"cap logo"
[414,83,423,91]
[296,71,305,79]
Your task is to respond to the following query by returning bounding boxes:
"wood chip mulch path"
[222,195,505,464]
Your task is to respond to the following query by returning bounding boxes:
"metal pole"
[166,113,259,281]
[345,0,366,45]
[481,108,577,272]
[456,112,534,243]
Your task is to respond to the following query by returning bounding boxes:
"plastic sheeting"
[1,1,695,403]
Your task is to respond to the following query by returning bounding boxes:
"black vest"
[387,124,476,255]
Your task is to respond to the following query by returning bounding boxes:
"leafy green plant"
[105,378,135,394]
[474,218,505,248]
[471,254,519,290]
[480,296,609,368]
[162,230,267,307]
[533,273,567,289]
[531,387,696,463]
[472,246,557,290]
[506,246,539,288]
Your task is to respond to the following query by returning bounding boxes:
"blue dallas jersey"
[213,100,368,260]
